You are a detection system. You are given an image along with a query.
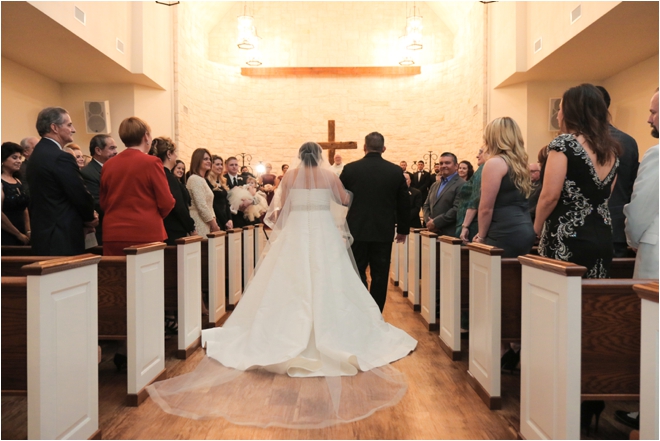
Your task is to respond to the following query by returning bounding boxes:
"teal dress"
[454,164,483,240]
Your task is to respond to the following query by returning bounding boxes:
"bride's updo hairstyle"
[298,142,323,167]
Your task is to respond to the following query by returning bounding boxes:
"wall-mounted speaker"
[84,101,111,134]
[548,98,561,131]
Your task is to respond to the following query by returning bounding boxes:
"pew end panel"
[635,282,659,440]
[467,244,503,410]
[419,232,438,331]
[519,255,586,440]
[175,237,203,359]
[398,233,408,296]
[438,237,462,361]
[227,229,243,309]
[390,232,399,286]
[407,229,423,310]
[125,243,168,406]
[98,256,128,340]
[25,255,102,440]
[207,232,227,327]
[242,226,255,288]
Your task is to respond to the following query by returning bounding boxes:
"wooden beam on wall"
[241,66,421,77]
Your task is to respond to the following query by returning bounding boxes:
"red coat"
[100,149,175,242]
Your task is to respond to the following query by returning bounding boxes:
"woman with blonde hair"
[187,148,220,236]
[474,117,535,257]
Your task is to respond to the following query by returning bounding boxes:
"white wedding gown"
[148,189,417,428]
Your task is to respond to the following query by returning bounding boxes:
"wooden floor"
[2,281,639,440]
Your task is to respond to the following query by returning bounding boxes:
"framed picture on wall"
[548,98,561,131]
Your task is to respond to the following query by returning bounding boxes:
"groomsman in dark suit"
[404,172,423,228]
[224,156,247,227]
[27,107,97,255]
[411,160,432,203]
[340,132,410,312]
[422,152,465,236]
[80,134,118,244]
[430,162,441,182]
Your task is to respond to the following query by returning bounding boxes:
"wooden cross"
[318,120,357,165]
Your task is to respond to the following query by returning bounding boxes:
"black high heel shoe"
[581,400,605,436]
[501,348,520,373]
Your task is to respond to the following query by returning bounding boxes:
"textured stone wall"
[175,2,485,174]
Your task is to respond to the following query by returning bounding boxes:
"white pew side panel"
[176,238,203,358]
[207,232,227,326]
[439,238,462,360]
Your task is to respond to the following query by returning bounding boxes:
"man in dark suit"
[27,107,97,256]
[224,156,248,228]
[596,86,640,257]
[422,152,465,236]
[430,162,441,183]
[411,160,432,202]
[80,134,118,244]
[340,132,410,312]
[404,172,423,228]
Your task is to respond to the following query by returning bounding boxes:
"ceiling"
[1,1,161,87]
[498,1,659,87]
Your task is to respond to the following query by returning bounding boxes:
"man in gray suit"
[423,152,465,236]
[80,134,118,244]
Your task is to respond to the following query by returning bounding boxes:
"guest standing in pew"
[411,160,432,205]
[404,172,423,228]
[99,117,175,256]
[63,143,85,169]
[455,146,488,243]
[623,88,659,280]
[527,159,543,223]
[173,160,187,185]
[340,132,410,312]
[535,84,621,278]
[1,142,30,245]
[457,160,474,181]
[150,137,197,244]
[274,163,289,189]
[80,134,118,245]
[188,148,222,235]
[596,86,640,258]
[257,162,277,205]
[422,152,465,236]
[17,136,37,196]
[27,107,97,256]
[208,155,233,231]
[473,117,535,257]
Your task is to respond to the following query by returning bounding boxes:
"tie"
[437,178,447,198]
[232,177,237,186]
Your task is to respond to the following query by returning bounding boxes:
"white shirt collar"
[93,158,104,167]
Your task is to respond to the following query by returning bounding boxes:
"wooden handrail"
[22,254,102,276]
[634,281,659,303]
[439,236,462,245]
[174,236,203,245]
[124,242,167,255]
[420,231,438,238]
[207,231,226,238]
[467,243,504,257]
[517,254,586,277]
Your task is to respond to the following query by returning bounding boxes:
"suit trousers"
[350,240,393,312]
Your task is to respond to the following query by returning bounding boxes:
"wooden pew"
[518,255,645,440]
[635,282,659,440]
[407,228,422,310]
[206,232,227,327]
[419,231,439,331]
[164,236,203,359]
[15,254,102,439]
[243,226,255,287]
[1,276,29,395]
[398,232,409,297]
[1,244,168,407]
[253,223,268,267]
[226,228,243,309]
[438,236,463,361]
[390,227,400,287]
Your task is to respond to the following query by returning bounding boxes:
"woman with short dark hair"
[1,142,30,245]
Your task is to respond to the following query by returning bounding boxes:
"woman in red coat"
[100,117,175,256]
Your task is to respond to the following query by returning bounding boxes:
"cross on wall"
[317,120,357,165]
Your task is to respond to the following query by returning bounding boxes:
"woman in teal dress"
[455,147,488,243]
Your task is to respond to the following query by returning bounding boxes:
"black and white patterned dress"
[538,134,619,278]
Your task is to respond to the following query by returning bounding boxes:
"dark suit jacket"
[163,167,196,244]
[80,159,104,243]
[26,138,95,256]
[225,174,245,189]
[422,174,465,237]
[411,170,432,201]
[409,186,423,228]
[340,152,410,242]
[608,125,639,245]
[18,160,29,196]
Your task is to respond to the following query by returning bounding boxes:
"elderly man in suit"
[423,152,465,236]
[27,107,98,256]
[340,132,410,313]
[80,134,118,244]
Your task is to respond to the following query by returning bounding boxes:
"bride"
[147,142,417,428]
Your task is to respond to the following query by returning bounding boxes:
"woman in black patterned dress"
[534,84,620,278]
